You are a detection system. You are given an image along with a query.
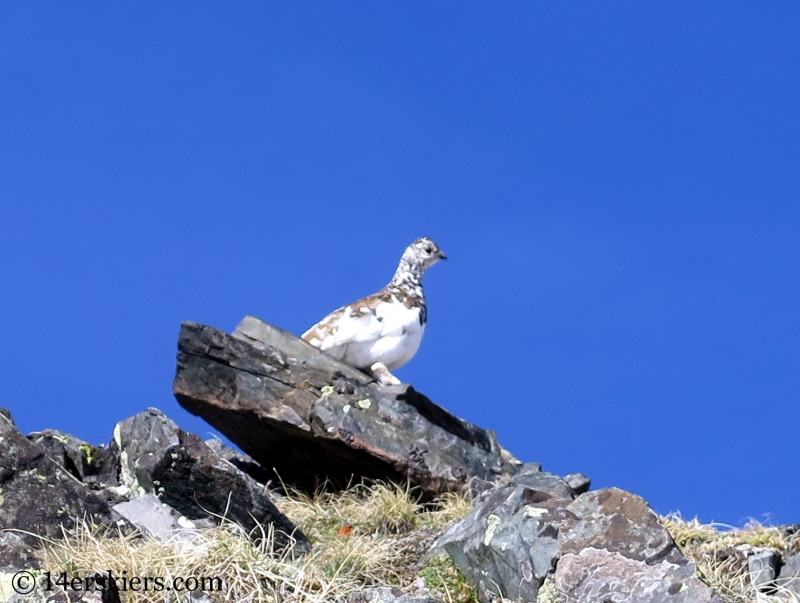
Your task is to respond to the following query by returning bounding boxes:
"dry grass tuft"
[41,482,473,603]
[277,482,422,538]
[44,519,334,603]
[663,513,788,553]
[38,485,799,603]
[662,513,800,603]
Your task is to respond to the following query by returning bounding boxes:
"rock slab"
[173,317,518,496]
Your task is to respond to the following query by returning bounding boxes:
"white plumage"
[302,237,446,385]
[310,297,424,371]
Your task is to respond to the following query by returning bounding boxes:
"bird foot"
[369,362,401,386]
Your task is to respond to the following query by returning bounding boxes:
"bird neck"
[390,259,424,293]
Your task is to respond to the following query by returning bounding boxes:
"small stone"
[348,587,442,603]
[564,472,591,495]
[748,549,780,591]
[464,475,495,502]
[112,494,188,540]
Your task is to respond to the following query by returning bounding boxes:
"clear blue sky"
[2,3,798,526]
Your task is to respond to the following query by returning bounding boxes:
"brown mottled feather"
[301,288,413,344]
[300,237,445,373]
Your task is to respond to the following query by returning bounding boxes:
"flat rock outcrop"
[173,316,519,496]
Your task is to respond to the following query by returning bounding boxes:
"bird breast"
[322,298,425,371]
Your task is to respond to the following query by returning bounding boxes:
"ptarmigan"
[302,237,446,385]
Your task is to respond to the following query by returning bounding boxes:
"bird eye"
[425,246,433,253]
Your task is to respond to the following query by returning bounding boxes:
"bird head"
[405,237,447,272]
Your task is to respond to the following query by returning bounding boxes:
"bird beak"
[439,251,447,260]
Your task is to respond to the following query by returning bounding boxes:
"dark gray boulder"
[558,487,685,565]
[776,553,800,596]
[27,429,96,481]
[555,548,719,603]
[172,317,520,497]
[510,463,575,498]
[747,549,781,592]
[27,429,121,497]
[0,409,112,549]
[113,408,309,554]
[0,531,41,571]
[555,488,724,603]
[432,465,575,602]
[433,481,725,603]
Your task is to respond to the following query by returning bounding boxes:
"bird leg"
[369,362,401,386]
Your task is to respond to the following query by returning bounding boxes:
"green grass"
[418,555,478,603]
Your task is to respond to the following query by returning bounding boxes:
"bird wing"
[301,291,391,350]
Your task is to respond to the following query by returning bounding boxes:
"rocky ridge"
[0,316,797,603]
